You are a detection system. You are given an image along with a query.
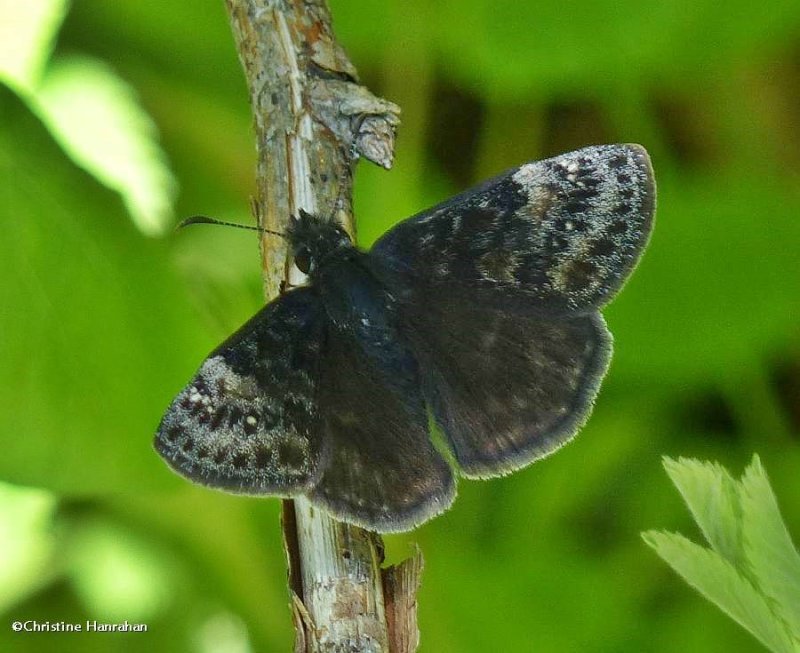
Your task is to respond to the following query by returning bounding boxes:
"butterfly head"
[287,210,353,275]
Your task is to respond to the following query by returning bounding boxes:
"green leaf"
[0,482,56,613]
[647,456,800,651]
[663,456,745,568]
[0,0,67,91]
[0,82,207,494]
[36,56,178,236]
[642,531,798,653]
[740,456,800,638]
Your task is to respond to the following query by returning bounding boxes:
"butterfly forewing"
[371,144,654,314]
[155,288,326,495]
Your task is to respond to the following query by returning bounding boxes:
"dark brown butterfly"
[155,144,655,532]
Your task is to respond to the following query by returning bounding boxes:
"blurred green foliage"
[1,0,799,651]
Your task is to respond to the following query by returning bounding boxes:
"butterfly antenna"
[177,215,284,237]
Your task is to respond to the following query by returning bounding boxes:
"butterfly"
[155,144,655,532]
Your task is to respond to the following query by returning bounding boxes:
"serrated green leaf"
[740,455,800,639]
[643,531,798,653]
[662,456,745,567]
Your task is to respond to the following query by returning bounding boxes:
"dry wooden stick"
[223,1,420,651]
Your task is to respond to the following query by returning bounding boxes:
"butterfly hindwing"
[309,260,456,532]
[371,144,654,314]
[397,295,611,477]
[155,288,326,495]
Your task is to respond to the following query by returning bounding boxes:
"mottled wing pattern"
[367,144,653,479]
[155,288,325,495]
[400,295,611,477]
[309,320,456,532]
[371,144,655,313]
[156,143,654,531]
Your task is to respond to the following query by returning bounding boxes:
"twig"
[223,1,419,651]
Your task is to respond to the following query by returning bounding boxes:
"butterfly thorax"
[315,250,395,341]
[288,211,399,353]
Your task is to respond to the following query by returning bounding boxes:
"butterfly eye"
[294,248,313,274]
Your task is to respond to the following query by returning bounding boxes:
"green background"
[1,0,799,651]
